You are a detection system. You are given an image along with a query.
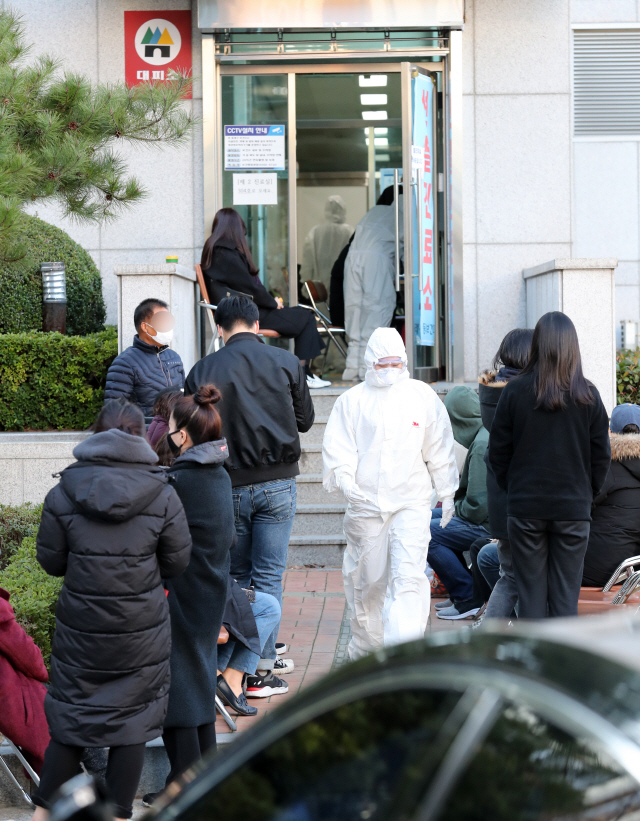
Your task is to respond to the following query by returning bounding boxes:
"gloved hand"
[440,498,456,529]
[338,477,368,505]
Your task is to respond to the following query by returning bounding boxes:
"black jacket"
[185,333,314,487]
[202,240,278,311]
[164,439,234,728]
[104,335,185,416]
[489,371,611,521]
[222,577,261,657]
[478,368,520,539]
[36,430,192,747]
[328,233,354,327]
[583,433,640,587]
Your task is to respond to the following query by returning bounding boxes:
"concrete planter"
[0,431,90,506]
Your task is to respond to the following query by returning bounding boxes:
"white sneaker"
[311,374,332,388]
[273,657,295,674]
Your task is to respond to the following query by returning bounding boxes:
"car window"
[438,703,640,821]
[180,689,462,821]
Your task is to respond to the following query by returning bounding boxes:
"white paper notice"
[233,173,278,205]
[411,145,425,170]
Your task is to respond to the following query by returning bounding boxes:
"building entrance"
[209,60,452,382]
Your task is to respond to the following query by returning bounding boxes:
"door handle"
[393,169,400,292]
[416,168,424,293]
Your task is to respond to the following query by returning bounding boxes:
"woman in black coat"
[33,399,191,821]
[160,383,235,786]
[477,328,533,619]
[583,404,640,587]
[489,311,610,619]
[201,208,327,388]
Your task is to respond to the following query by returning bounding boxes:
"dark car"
[54,614,640,821]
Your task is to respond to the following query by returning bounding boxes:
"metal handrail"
[394,169,401,292]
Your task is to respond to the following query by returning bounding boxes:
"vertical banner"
[411,73,436,346]
[124,11,192,97]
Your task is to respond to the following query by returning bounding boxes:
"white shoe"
[273,657,295,674]
[311,374,332,388]
[342,367,359,381]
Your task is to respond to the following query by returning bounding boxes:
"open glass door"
[401,63,444,382]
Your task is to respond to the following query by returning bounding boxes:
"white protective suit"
[300,196,353,295]
[323,328,458,660]
[342,198,404,381]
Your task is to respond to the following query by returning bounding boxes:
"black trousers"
[33,740,145,819]
[507,517,590,619]
[258,306,323,360]
[162,723,216,786]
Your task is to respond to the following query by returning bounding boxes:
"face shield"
[364,328,408,388]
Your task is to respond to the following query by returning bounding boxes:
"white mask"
[368,366,405,388]
[153,328,174,347]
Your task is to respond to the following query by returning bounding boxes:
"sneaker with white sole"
[245,671,289,698]
[307,374,331,388]
[436,601,482,620]
[276,642,288,655]
[434,598,453,610]
[273,657,294,674]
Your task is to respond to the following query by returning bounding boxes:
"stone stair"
[289,388,347,568]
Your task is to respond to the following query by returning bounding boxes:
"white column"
[114,263,198,376]
[523,258,618,412]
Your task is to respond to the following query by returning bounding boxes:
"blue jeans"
[230,478,297,666]
[477,541,501,589]
[428,508,490,603]
[217,591,281,675]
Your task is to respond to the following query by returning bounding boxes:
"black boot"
[217,674,258,716]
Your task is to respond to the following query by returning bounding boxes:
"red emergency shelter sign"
[124,10,192,97]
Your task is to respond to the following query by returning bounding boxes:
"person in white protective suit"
[323,327,458,660]
[300,195,354,296]
[342,187,403,382]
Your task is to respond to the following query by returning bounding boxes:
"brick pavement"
[217,568,463,737]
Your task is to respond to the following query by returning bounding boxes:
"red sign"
[124,11,192,97]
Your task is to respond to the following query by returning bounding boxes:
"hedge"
[0,536,62,669]
[0,215,106,335]
[617,348,640,405]
[0,503,42,571]
[0,328,117,431]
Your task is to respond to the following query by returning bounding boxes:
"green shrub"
[0,328,117,431]
[617,348,640,405]
[0,503,42,570]
[0,536,62,669]
[0,215,106,335]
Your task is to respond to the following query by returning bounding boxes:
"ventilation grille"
[574,29,640,136]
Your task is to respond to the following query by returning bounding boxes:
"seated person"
[216,579,283,714]
[582,404,640,588]
[201,207,330,389]
[105,298,184,416]
[429,386,490,620]
[147,386,183,449]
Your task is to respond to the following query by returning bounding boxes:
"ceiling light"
[374,127,388,135]
[375,137,388,147]
[360,94,387,105]
[375,153,390,161]
[362,110,388,121]
[359,75,388,87]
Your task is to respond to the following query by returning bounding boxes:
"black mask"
[167,430,182,458]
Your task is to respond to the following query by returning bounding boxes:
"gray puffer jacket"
[104,335,185,416]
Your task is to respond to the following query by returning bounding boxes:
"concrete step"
[299,415,328,445]
[309,387,346,415]
[287,534,346,567]
[296,473,344,504]
[300,445,323,473]
[291,503,346,535]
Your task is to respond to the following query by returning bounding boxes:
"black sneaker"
[273,657,294,674]
[142,792,161,808]
[276,642,288,655]
[245,672,289,698]
[216,674,258,716]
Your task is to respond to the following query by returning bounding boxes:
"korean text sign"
[224,126,286,171]
[412,73,436,347]
[124,11,192,97]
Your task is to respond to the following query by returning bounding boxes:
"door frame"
[202,52,458,380]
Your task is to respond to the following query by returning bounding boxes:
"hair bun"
[193,384,221,406]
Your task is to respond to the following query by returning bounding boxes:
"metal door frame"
[201,45,461,379]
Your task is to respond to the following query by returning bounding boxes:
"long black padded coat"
[164,438,234,728]
[36,429,192,748]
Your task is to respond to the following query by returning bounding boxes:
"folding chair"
[577,556,640,615]
[215,696,237,732]
[0,735,40,806]
[301,280,347,371]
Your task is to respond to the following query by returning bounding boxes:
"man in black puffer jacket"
[105,298,185,415]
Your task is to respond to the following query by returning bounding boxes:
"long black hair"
[201,208,259,275]
[520,311,592,411]
[492,328,534,371]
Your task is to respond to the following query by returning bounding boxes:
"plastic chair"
[0,736,40,806]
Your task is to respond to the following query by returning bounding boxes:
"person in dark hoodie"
[428,386,491,620]
[476,328,533,619]
[32,398,192,821]
[583,403,640,587]
[489,311,610,619]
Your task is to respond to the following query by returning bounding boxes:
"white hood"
[364,327,408,388]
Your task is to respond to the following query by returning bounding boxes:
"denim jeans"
[485,539,519,619]
[230,478,297,666]
[217,591,281,676]
[477,541,501,589]
[427,508,490,604]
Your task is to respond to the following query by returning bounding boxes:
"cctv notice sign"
[224,126,286,171]
[124,11,192,97]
